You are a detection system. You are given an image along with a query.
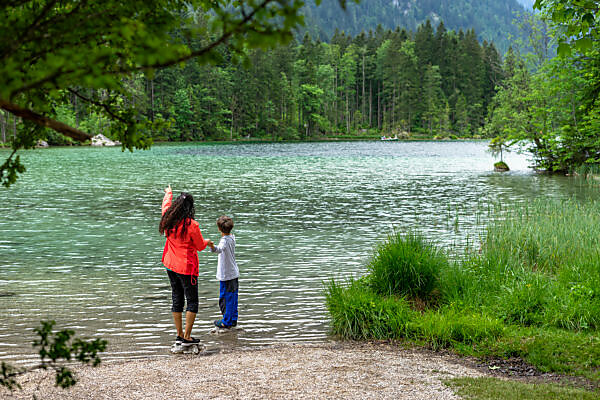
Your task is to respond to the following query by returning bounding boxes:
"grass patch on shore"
[325,199,600,382]
[447,377,599,400]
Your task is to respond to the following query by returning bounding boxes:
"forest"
[301,0,527,53]
[1,0,598,175]
[0,21,503,145]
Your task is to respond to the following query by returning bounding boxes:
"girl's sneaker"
[175,336,184,345]
[181,337,201,346]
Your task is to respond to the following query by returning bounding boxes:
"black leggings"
[166,269,198,313]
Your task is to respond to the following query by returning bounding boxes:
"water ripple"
[0,141,593,361]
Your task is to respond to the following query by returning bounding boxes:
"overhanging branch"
[0,98,91,142]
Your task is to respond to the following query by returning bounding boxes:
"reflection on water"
[0,141,594,363]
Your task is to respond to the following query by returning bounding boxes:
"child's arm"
[210,237,226,254]
[161,185,172,216]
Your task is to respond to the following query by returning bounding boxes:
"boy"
[208,215,239,329]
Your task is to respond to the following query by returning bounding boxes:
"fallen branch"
[0,98,91,142]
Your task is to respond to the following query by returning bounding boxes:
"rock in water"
[91,134,121,146]
[494,161,510,172]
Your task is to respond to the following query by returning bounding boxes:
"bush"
[367,232,447,302]
[325,278,414,340]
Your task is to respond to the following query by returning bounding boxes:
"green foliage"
[485,47,600,171]
[534,0,600,56]
[367,232,446,301]
[325,278,415,340]
[0,320,107,391]
[0,151,26,188]
[447,377,600,400]
[486,1,600,172]
[0,0,310,186]
[325,198,600,380]
[488,137,510,163]
[302,0,526,53]
[325,278,504,348]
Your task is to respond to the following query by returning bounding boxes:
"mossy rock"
[494,161,510,172]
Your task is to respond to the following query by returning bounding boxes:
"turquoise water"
[0,141,592,363]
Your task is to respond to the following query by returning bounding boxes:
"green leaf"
[575,37,593,53]
[557,42,572,57]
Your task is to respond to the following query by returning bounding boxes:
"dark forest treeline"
[2,21,506,144]
[301,0,525,54]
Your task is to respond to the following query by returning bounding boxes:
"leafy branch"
[0,320,107,392]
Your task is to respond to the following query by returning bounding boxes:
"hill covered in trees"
[301,0,527,52]
[36,22,505,145]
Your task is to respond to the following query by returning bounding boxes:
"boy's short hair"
[217,215,234,234]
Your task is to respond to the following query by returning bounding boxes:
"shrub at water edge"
[367,231,447,302]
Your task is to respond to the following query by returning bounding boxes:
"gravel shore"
[8,343,485,399]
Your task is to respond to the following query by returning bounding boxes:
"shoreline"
[8,342,486,400]
[7,341,596,399]
[0,137,489,151]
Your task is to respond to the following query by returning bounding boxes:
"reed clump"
[325,198,600,380]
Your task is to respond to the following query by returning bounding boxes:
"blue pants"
[219,278,238,326]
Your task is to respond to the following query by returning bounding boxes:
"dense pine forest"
[301,0,526,53]
[31,21,503,145]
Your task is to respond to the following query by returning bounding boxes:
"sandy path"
[8,343,485,399]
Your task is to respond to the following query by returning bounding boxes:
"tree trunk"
[377,83,381,130]
[392,85,396,129]
[362,53,365,125]
[334,66,338,130]
[346,90,349,134]
[74,93,79,128]
[0,110,6,143]
[150,79,155,122]
[369,80,372,128]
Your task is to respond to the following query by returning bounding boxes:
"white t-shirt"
[211,234,239,281]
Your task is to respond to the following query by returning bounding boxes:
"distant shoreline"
[0,137,489,150]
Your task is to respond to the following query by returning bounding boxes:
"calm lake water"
[0,141,593,363]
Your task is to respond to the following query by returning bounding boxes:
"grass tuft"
[367,231,447,302]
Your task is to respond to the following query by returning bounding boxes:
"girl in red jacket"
[159,185,209,347]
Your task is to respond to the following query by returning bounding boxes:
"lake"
[0,141,592,363]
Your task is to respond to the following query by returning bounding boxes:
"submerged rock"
[91,134,121,147]
[494,161,510,172]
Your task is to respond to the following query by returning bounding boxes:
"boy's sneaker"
[214,319,232,329]
[175,336,184,345]
[180,337,201,346]
[231,320,237,327]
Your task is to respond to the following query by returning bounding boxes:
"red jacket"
[161,189,208,276]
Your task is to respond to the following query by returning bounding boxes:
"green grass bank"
[325,199,600,385]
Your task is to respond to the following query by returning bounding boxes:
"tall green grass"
[325,198,600,381]
[459,199,600,330]
[367,231,447,301]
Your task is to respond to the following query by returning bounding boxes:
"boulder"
[36,140,49,148]
[91,134,120,146]
[494,161,510,172]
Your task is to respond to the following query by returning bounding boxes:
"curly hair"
[216,215,234,234]
[159,192,195,238]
